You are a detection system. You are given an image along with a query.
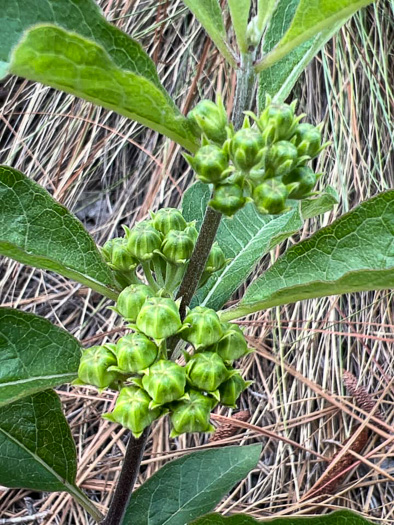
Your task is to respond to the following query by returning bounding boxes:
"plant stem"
[176,206,222,319]
[232,53,257,130]
[68,484,104,522]
[141,262,160,292]
[101,428,149,525]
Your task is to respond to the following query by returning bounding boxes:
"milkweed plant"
[0,1,391,525]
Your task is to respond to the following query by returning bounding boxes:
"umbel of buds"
[185,95,329,218]
[84,206,254,438]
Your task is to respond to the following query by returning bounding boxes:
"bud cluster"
[100,208,228,292]
[76,288,252,438]
[186,95,328,217]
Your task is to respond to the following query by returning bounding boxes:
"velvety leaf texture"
[228,0,251,53]
[0,0,197,150]
[0,308,81,406]
[123,444,261,525]
[257,0,373,72]
[182,182,337,311]
[182,0,236,66]
[191,509,374,525]
[0,391,77,491]
[221,190,394,321]
[0,165,118,299]
[0,0,162,88]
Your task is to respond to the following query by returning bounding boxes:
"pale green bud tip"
[186,352,228,392]
[116,284,155,322]
[187,99,228,145]
[161,229,195,265]
[170,390,216,436]
[77,345,118,389]
[212,322,249,361]
[182,306,223,348]
[209,183,246,217]
[230,128,264,172]
[142,360,186,405]
[219,373,252,407]
[114,333,158,373]
[126,223,162,261]
[265,141,298,178]
[253,180,288,215]
[191,145,229,184]
[136,297,182,340]
[103,386,160,437]
[152,208,187,235]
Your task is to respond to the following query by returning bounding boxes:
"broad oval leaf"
[0,165,118,300]
[182,182,337,311]
[182,0,236,67]
[256,0,373,74]
[9,24,197,151]
[0,390,77,491]
[122,444,262,525]
[0,308,81,406]
[221,190,394,322]
[191,509,374,525]
[0,0,162,88]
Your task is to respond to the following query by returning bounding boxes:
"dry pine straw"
[0,0,393,523]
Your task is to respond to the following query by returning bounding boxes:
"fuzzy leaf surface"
[221,191,394,321]
[0,391,77,491]
[182,0,236,66]
[257,0,345,106]
[228,0,251,53]
[182,182,337,311]
[0,166,118,299]
[257,0,373,73]
[191,509,374,525]
[8,25,197,151]
[123,444,261,525]
[0,308,81,406]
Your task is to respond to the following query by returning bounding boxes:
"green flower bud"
[101,238,137,272]
[208,183,246,217]
[187,98,228,145]
[259,102,297,143]
[219,372,252,407]
[112,333,158,374]
[116,284,155,322]
[103,386,161,438]
[142,360,186,406]
[230,128,264,171]
[136,297,182,340]
[212,322,249,361]
[253,180,288,215]
[170,390,216,437]
[152,208,187,236]
[291,123,322,158]
[181,306,223,349]
[187,145,229,184]
[186,352,228,392]
[264,140,298,179]
[161,229,195,265]
[246,168,266,189]
[185,224,198,244]
[126,223,162,261]
[283,166,318,199]
[77,346,118,389]
[205,242,226,274]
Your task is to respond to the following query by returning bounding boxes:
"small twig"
[101,428,149,525]
[0,511,52,524]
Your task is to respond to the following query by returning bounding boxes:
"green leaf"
[0,165,118,300]
[299,186,339,220]
[0,0,197,150]
[256,0,373,73]
[0,308,81,406]
[191,509,374,525]
[0,391,77,491]
[182,0,236,67]
[8,25,197,151]
[221,190,394,322]
[123,444,261,525]
[182,182,337,311]
[228,0,251,53]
